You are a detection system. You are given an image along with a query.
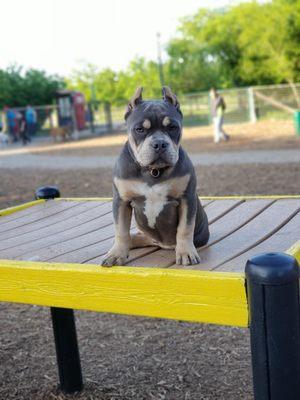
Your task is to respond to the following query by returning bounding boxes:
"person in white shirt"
[210,88,230,143]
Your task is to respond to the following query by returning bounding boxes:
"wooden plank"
[22,223,117,262]
[0,202,113,259]
[0,201,107,244]
[37,201,212,265]
[179,199,300,271]
[88,245,159,265]
[217,212,300,272]
[48,237,115,264]
[0,200,44,219]
[0,259,248,327]
[199,195,300,200]
[39,224,141,264]
[203,199,274,246]
[0,200,92,233]
[200,199,214,207]
[0,200,58,223]
[125,199,244,268]
[77,200,212,265]
[203,199,243,223]
[0,201,85,240]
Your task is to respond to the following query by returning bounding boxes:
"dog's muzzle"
[151,139,169,154]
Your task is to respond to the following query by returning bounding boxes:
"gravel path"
[1,148,299,170]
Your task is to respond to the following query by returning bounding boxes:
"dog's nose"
[151,139,169,153]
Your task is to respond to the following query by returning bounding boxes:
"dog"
[50,126,71,142]
[101,86,209,267]
[0,132,9,146]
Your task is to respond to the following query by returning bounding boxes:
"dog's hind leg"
[130,232,156,249]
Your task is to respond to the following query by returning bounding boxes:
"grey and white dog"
[101,86,209,267]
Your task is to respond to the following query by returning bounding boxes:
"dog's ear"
[125,87,143,120]
[162,86,181,115]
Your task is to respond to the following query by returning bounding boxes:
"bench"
[0,189,300,400]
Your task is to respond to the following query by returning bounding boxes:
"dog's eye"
[168,124,177,130]
[135,127,144,133]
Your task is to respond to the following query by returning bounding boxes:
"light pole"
[156,32,165,86]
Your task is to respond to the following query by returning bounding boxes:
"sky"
[0,0,236,77]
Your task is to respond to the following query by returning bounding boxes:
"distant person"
[0,113,9,145]
[210,88,230,144]
[19,112,31,145]
[5,107,18,142]
[25,105,37,136]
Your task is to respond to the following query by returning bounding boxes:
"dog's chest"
[114,175,190,228]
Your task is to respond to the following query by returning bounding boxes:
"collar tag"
[150,168,160,178]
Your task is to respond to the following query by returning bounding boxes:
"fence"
[105,83,300,129]
[1,83,299,139]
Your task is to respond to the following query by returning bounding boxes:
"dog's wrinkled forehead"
[125,86,182,127]
[127,100,182,128]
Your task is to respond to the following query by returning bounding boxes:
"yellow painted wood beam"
[0,199,44,218]
[286,241,300,264]
[0,259,248,327]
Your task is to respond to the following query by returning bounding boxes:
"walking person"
[210,88,230,144]
[25,105,37,137]
[5,107,18,142]
[19,112,31,145]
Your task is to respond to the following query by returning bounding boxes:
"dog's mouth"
[148,159,170,168]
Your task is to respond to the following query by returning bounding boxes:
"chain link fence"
[105,83,300,129]
[1,83,299,140]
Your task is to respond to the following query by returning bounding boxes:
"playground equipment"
[0,188,299,399]
[55,90,86,131]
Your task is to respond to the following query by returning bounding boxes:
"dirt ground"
[0,121,299,400]
[2,120,298,159]
[1,163,300,210]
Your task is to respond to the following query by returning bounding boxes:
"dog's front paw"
[176,244,201,266]
[101,246,129,267]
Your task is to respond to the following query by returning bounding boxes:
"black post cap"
[246,252,299,285]
[35,186,60,200]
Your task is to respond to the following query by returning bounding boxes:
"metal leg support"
[246,252,300,400]
[51,307,83,393]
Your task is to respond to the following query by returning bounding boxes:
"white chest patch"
[114,174,190,229]
[143,185,169,228]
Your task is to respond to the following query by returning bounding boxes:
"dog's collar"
[149,166,169,178]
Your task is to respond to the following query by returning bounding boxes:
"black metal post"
[51,308,83,393]
[246,252,300,400]
[35,185,60,200]
[34,186,83,393]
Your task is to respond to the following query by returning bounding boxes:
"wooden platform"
[0,197,299,272]
[0,196,299,327]
[1,197,300,396]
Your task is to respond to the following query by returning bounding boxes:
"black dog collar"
[149,166,169,178]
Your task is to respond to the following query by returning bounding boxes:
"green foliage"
[68,1,300,104]
[67,57,162,106]
[3,1,300,108]
[167,1,300,91]
[0,65,65,108]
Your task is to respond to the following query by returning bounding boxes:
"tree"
[67,57,162,106]
[67,1,300,102]
[0,65,64,108]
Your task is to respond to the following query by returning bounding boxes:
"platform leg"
[246,252,300,400]
[51,307,83,393]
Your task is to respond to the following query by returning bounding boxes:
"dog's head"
[125,86,183,169]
